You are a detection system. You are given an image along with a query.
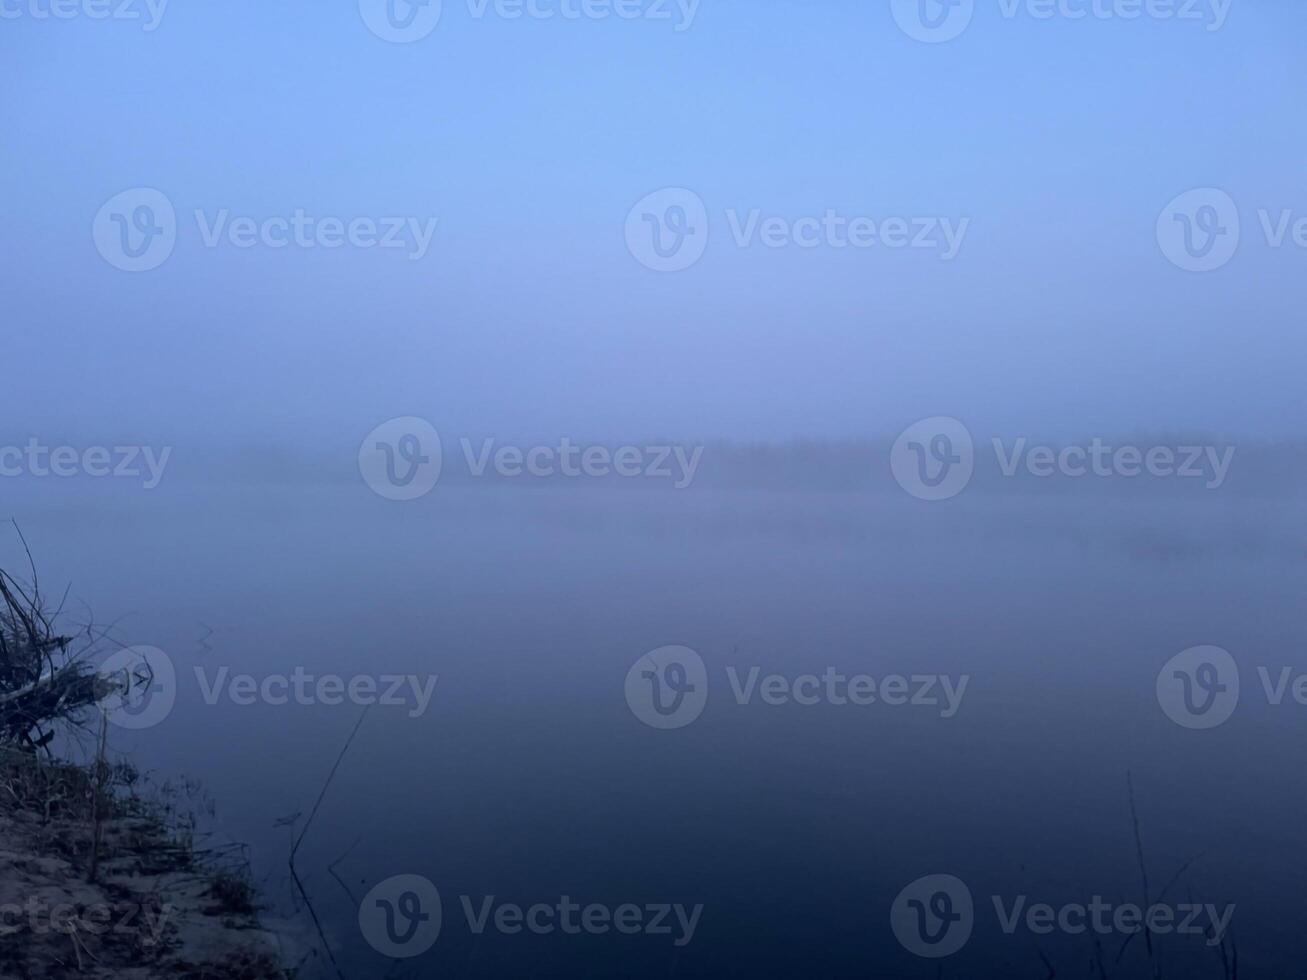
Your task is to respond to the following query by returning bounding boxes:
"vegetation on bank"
[0,552,293,978]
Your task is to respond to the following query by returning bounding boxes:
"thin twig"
[288,705,372,980]
[1126,772,1162,980]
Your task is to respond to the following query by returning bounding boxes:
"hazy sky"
[3,0,1304,448]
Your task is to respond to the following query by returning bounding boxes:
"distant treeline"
[107,434,1307,496]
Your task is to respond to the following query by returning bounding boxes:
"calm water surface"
[7,480,1305,977]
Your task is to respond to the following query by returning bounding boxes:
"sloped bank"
[0,749,294,979]
[1,559,297,977]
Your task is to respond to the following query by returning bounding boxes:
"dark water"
[7,478,1306,977]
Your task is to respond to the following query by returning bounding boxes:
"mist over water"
[3,0,1306,976]
[5,471,1306,975]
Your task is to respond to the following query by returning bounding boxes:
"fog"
[3,3,1305,979]
[3,2,1306,452]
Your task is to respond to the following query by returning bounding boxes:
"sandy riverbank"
[0,749,297,979]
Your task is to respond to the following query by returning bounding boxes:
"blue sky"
[2,0,1304,447]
